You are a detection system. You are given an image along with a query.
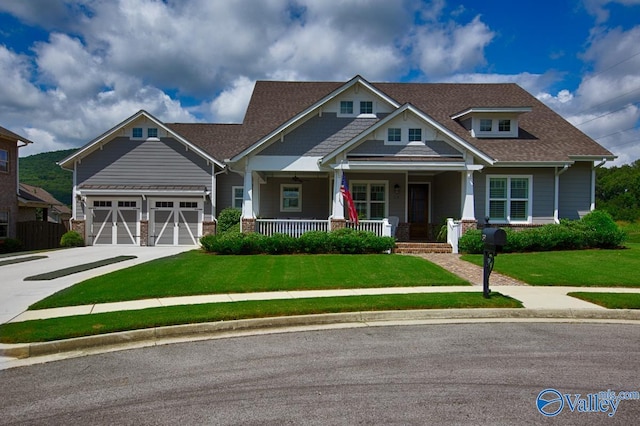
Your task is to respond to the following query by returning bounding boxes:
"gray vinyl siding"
[77,137,212,188]
[559,161,592,219]
[432,172,461,224]
[258,113,379,157]
[259,177,331,218]
[349,140,462,157]
[216,172,244,214]
[474,167,555,224]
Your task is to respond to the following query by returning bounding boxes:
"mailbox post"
[481,222,507,298]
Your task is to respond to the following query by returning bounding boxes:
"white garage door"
[151,200,202,246]
[90,200,140,245]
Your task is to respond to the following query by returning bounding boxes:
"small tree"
[217,208,241,234]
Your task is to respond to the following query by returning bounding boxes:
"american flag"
[340,173,359,224]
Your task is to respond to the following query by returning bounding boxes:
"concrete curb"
[2,308,640,360]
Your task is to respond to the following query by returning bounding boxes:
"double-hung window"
[147,128,158,138]
[281,184,302,212]
[0,149,8,172]
[351,182,387,220]
[0,211,8,238]
[132,128,143,138]
[487,176,531,223]
[387,128,401,143]
[360,101,373,114]
[408,128,422,143]
[340,101,353,115]
[232,186,243,209]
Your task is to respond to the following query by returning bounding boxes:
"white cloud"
[208,76,255,123]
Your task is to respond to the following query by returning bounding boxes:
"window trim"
[132,127,143,138]
[0,149,9,173]
[147,128,158,138]
[232,186,243,209]
[486,175,533,224]
[0,211,9,238]
[280,184,302,212]
[339,100,354,116]
[360,101,373,115]
[387,128,401,143]
[350,181,388,220]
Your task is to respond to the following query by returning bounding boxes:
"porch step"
[393,242,453,254]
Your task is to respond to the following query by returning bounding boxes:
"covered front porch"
[237,163,480,251]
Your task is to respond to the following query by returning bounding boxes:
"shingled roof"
[0,126,35,145]
[166,79,614,164]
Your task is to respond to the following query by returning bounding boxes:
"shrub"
[217,208,241,234]
[60,231,85,248]
[457,210,626,254]
[298,231,332,253]
[0,238,23,254]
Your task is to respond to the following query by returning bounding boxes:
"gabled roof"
[58,110,224,170]
[228,75,401,162]
[320,103,495,165]
[0,126,35,145]
[18,183,70,214]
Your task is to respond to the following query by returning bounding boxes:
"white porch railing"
[446,218,462,254]
[254,218,392,238]
[255,219,329,238]
[346,219,392,237]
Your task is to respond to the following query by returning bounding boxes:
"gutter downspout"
[591,158,608,211]
[554,165,569,223]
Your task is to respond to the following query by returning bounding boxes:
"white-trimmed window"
[360,101,373,114]
[387,128,401,143]
[487,176,532,223]
[408,128,422,143]
[340,101,353,115]
[0,149,8,173]
[93,200,112,207]
[479,119,492,132]
[180,201,198,208]
[351,182,387,220]
[498,119,511,132]
[147,128,158,138]
[155,201,174,208]
[0,211,8,238]
[232,186,243,209]
[132,128,143,138]
[281,184,302,212]
[118,201,137,208]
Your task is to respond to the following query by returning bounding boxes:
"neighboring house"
[18,183,72,226]
[59,75,615,249]
[0,126,34,240]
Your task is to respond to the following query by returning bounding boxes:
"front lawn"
[460,243,640,287]
[568,292,640,309]
[1,293,521,343]
[30,252,469,309]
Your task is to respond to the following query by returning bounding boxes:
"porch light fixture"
[394,184,400,195]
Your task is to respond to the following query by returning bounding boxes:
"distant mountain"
[19,149,76,206]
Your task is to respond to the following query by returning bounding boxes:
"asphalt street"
[0,323,638,425]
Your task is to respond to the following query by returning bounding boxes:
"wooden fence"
[16,221,67,251]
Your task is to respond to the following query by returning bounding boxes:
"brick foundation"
[140,220,148,246]
[203,221,216,236]
[461,219,478,234]
[330,218,346,231]
[241,218,256,233]
[395,222,410,241]
[71,220,86,243]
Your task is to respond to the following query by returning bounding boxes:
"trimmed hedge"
[200,228,395,255]
[217,208,241,234]
[60,231,85,248]
[0,238,23,254]
[458,210,626,254]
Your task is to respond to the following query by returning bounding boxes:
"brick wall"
[0,140,18,239]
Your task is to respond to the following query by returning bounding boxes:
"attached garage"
[150,199,202,246]
[89,199,141,245]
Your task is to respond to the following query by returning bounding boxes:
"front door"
[408,184,429,240]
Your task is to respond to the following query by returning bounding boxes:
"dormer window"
[360,101,373,114]
[147,128,158,138]
[132,128,143,138]
[340,101,353,115]
[408,128,422,142]
[480,119,492,132]
[451,107,531,139]
[388,128,401,142]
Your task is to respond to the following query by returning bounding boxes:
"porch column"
[242,170,254,219]
[461,170,476,220]
[331,169,345,220]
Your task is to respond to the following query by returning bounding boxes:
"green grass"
[0,293,521,343]
[24,256,137,280]
[619,221,640,243]
[568,292,640,309]
[460,243,640,287]
[30,252,469,309]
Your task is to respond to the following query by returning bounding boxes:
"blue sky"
[1,0,639,165]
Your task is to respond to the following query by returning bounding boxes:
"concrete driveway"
[0,245,197,324]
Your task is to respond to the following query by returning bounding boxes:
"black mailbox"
[482,228,507,249]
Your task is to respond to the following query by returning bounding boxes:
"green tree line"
[19,149,75,206]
